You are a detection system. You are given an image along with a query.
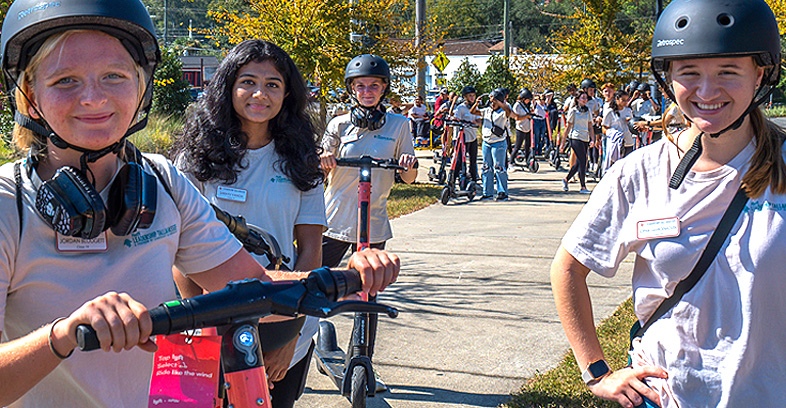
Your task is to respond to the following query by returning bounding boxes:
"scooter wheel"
[467,182,476,200]
[529,161,539,173]
[514,154,526,164]
[428,167,437,181]
[351,366,368,408]
[317,321,338,352]
[440,187,450,205]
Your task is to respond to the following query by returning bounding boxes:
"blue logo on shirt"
[270,175,291,184]
[373,135,395,142]
[746,200,786,213]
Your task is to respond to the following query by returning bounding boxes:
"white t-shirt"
[408,104,427,120]
[321,112,416,243]
[179,141,327,368]
[533,101,547,120]
[562,137,786,408]
[587,96,604,119]
[0,155,242,408]
[566,107,592,142]
[479,106,509,144]
[602,106,635,146]
[512,101,532,132]
[562,95,575,113]
[631,98,657,118]
[453,103,480,142]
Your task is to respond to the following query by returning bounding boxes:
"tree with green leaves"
[152,47,192,116]
[479,55,518,103]
[447,58,483,94]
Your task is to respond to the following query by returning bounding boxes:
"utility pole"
[503,0,510,61]
[349,0,363,45]
[163,0,168,46]
[415,0,426,98]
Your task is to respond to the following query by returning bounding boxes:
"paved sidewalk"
[297,150,634,408]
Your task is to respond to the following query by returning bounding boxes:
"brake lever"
[298,296,399,318]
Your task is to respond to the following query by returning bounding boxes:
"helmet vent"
[717,13,734,27]
[370,62,377,67]
[675,16,690,30]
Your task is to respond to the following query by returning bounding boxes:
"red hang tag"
[148,333,221,408]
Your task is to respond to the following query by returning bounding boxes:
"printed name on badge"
[56,232,108,252]
[637,217,680,240]
[216,185,247,203]
[341,134,360,144]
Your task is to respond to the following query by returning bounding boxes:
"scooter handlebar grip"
[77,306,171,351]
[307,267,363,302]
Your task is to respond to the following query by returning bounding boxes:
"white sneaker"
[562,179,569,192]
[579,188,591,194]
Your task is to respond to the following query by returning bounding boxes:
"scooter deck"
[314,346,346,392]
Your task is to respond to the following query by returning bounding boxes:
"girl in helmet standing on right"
[551,0,786,407]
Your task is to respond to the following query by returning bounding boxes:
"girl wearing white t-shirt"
[551,0,786,407]
[173,40,327,408]
[561,91,595,193]
[601,90,635,158]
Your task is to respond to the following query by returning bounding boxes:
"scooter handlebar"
[336,156,418,171]
[443,118,479,128]
[76,268,397,351]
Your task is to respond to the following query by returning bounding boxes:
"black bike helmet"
[344,54,391,90]
[461,85,477,96]
[637,82,652,93]
[580,79,597,90]
[518,88,533,100]
[651,0,780,104]
[627,80,641,94]
[2,0,159,97]
[490,88,506,102]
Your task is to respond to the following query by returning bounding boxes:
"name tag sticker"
[637,217,680,240]
[216,185,247,203]
[56,232,108,252]
[341,134,359,144]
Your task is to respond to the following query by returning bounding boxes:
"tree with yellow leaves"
[209,0,442,101]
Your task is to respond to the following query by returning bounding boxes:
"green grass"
[387,182,442,219]
[764,105,786,118]
[506,298,637,408]
[128,112,180,157]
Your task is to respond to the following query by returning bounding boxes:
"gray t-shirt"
[321,112,415,243]
[0,154,242,408]
[566,107,593,142]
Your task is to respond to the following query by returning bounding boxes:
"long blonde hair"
[12,30,147,156]
[661,104,786,198]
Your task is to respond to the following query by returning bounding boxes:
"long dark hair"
[608,90,629,117]
[173,40,322,191]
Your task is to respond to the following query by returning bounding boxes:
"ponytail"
[743,108,786,198]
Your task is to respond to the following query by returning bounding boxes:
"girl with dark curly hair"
[172,39,326,408]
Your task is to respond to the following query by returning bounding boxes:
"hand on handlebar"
[60,292,156,355]
[398,154,418,172]
[347,248,400,296]
[320,152,338,173]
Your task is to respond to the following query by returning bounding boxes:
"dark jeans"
[465,139,479,181]
[411,119,429,140]
[565,139,589,188]
[512,129,531,160]
[269,341,315,408]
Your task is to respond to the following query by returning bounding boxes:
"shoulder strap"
[631,187,749,341]
[141,155,176,204]
[14,162,24,239]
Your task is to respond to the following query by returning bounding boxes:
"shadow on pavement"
[304,384,512,408]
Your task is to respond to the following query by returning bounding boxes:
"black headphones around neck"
[350,105,387,131]
[31,144,158,239]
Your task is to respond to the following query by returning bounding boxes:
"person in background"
[408,94,430,141]
[511,88,534,163]
[471,88,514,201]
[452,86,483,185]
[560,91,595,194]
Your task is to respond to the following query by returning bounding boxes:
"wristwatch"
[581,359,611,384]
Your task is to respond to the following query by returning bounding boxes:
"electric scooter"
[76,267,397,408]
[314,155,415,408]
[440,118,478,204]
[512,114,543,173]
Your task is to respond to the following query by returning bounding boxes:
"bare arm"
[292,224,324,271]
[551,246,666,408]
